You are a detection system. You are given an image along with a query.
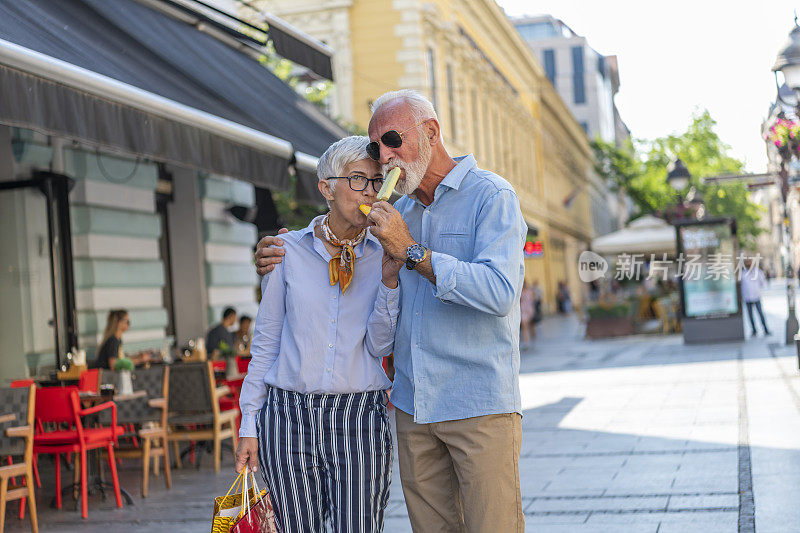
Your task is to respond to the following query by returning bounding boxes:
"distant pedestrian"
[533,279,543,324]
[520,280,535,348]
[741,259,771,337]
[556,281,572,314]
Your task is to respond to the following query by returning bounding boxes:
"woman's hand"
[381,251,403,289]
[254,228,289,276]
[235,437,259,473]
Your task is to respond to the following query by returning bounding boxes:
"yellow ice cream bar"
[359,167,401,215]
[377,167,401,201]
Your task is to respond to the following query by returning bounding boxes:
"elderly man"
[256,90,526,532]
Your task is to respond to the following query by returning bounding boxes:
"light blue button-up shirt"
[390,154,527,424]
[238,215,399,438]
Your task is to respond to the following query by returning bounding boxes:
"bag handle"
[241,468,250,517]
[238,469,261,522]
[222,470,245,502]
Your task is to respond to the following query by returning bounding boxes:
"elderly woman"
[235,136,401,532]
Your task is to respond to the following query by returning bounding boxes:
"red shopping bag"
[230,470,278,533]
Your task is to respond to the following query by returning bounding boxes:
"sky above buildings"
[498,0,798,173]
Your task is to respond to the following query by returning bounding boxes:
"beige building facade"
[248,0,598,312]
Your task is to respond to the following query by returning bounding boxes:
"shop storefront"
[0,0,346,379]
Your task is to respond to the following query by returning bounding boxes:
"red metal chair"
[78,369,99,393]
[218,377,244,434]
[32,386,125,519]
[235,356,250,375]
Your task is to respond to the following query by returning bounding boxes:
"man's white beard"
[382,135,432,196]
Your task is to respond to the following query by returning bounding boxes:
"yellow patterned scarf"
[320,213,366,294]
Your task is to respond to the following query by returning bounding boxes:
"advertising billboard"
[676,219,740,319]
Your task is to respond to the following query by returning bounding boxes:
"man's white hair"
[316,136,370,193]
[371,89,438,123]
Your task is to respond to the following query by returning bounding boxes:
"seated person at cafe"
[90,309,151,369]
[234,314,252,353]
[206,307,237,358]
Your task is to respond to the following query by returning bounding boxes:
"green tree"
[593,110,763,249]
[591,138,673,214]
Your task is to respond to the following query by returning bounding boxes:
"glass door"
[0,173,76,380]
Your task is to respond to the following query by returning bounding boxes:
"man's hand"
[255,228,288,276]
[235,437,259,473]
[367,201,415,261]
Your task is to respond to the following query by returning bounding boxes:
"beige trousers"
[395,409,524,533]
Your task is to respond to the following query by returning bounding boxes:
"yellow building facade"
[249,0,597,312]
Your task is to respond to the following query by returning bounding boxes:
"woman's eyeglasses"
[366,119,429,161]
[325,175,384,192]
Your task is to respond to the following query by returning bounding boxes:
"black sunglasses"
[325,175,385,192]
[366,120,429,161]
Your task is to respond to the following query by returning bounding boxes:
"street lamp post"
[665,158,704,222]
[771,22,800,348]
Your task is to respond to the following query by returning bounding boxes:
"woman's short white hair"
[371,89,438,123]
[316,135,370,191]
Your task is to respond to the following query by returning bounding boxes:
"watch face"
[408,244,426,261]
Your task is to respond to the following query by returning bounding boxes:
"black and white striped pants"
[256,386,393,533]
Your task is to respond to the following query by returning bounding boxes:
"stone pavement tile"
[585,510,736,527]
[604,478,675,494]
[384,499,409,517]
[382,516,414,532]
[524,513,591,527]
[542,474,613,492]
[631,438,690,452]
[556,466,619,478]
[524,523,658,533]
[568,455,628,469]
[666,493,739,510]
[620,454,684,469]
[752,482,800,532]
[655,515,738,533]
[756,514,800,533]
[527,495,668,513]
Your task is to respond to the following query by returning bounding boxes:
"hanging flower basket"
[766,117,800,158]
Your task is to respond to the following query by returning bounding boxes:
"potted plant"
[585,298,635,338]
[113,357,135,395]
[218,341,238,379]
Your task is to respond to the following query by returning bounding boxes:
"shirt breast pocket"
[433,228,472,261]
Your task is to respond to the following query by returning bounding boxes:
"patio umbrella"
[591,215,676,255]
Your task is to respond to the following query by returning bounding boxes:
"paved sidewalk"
[7,285,800,532]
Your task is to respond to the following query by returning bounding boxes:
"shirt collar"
[300,214,379,258]
[439,154,476,191]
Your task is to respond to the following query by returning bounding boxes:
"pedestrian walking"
[556,281,572,314]
[235,136,402,532]
[256,89,527,532]
[741,259,771,337]
[520,280,535,348]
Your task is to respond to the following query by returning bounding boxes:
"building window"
[516,22,558,41]
[446,64,456,141]
[580,122,589,133]
[598,55,606,79]
[543,49,556,85]
[571,46,585,104]
[427,47,437,111]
